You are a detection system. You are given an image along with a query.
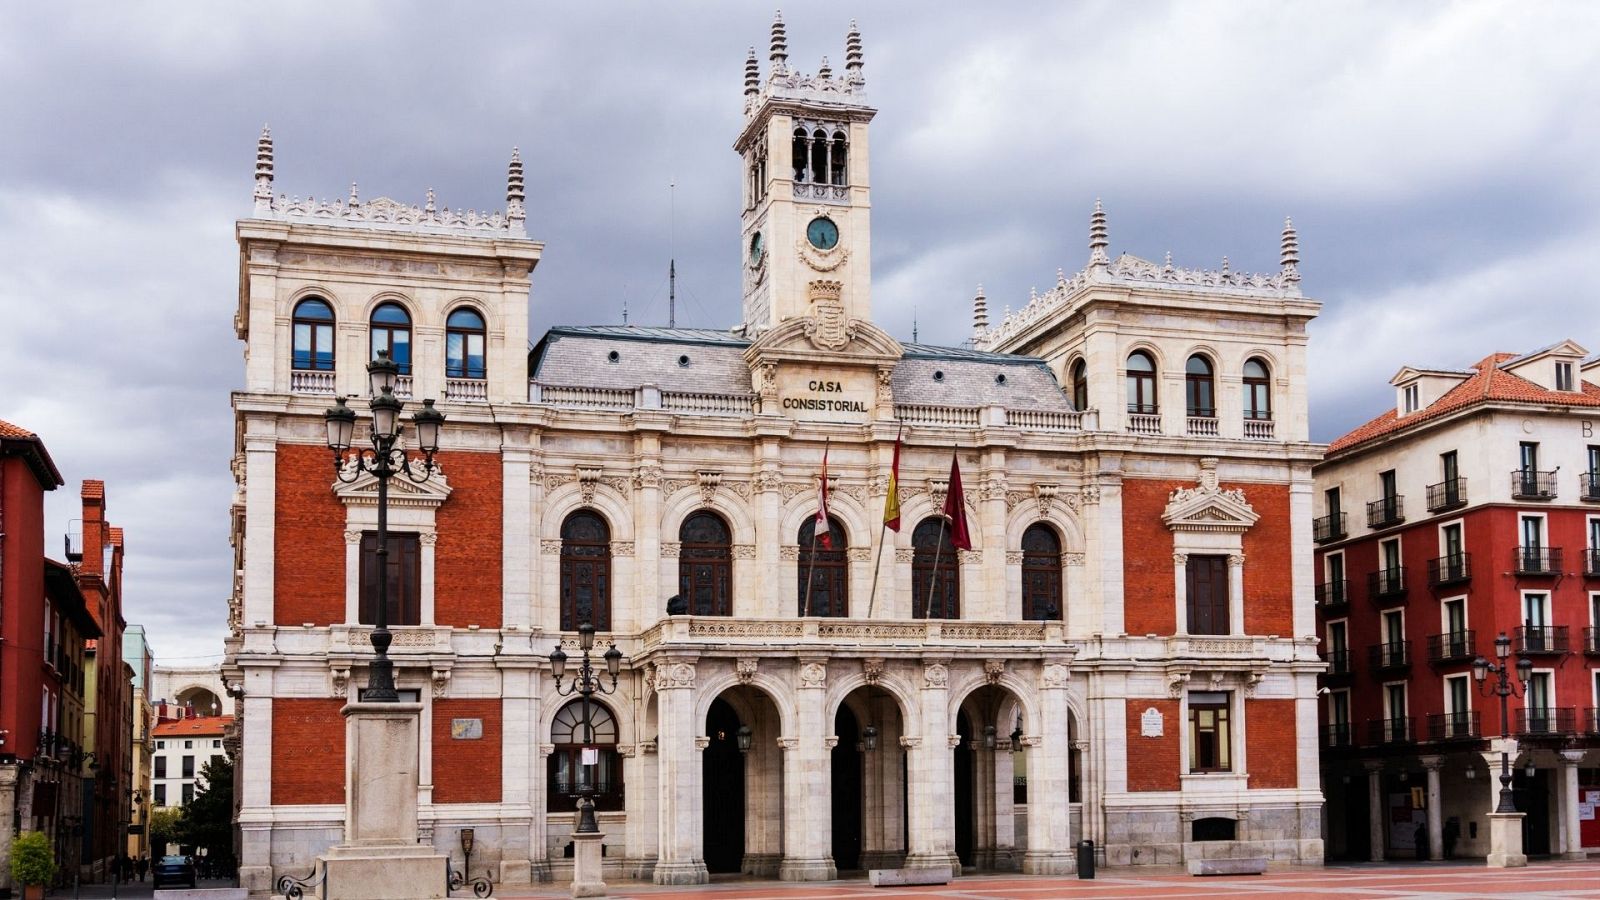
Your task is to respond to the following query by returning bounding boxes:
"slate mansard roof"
[528,325,1073,412]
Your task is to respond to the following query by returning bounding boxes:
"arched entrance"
[955,684,1028,872]
[838,686,910,871]
[702,686,785,876]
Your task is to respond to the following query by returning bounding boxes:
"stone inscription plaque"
[451,718,483,740]
[775,369,875,424]
[1140,707,1164,738]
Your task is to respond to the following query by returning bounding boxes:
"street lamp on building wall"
[1472,632,1533,814]
[548,623,623,833]
[325,350,445,702]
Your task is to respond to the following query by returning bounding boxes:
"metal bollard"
[1077,839,1095,879]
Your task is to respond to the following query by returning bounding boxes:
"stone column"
[979,461,1008,621]
[971,742,995,869]
[1226,553,1245,636]
[1364,760,1385,862]
[236,688,275,894]
[623,741,659,880]
[652,660,707,885]
[501,431,534,630]
[1420,755,1443,861]
[1023,662,1074,874]
[497,676,535,885]
[905,660,958,875]
[780,659,836,880]
[741,709,783,876]
[755,457,784,617]
[1482,742,1526,868]
[1557,749,1585,860]
[632,453,663,623]
[992,740,1017,870]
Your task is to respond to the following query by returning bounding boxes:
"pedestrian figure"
[1442,818,1459,860]
[136,856,149,881]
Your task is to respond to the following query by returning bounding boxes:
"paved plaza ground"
[493,862,1600,900]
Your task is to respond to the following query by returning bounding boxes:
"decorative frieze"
[431,668,451,698]
[633,464,664,490]
[732,544,757,560]
[541,539,563,555]
[610,541,635,557]
[654,661,696,690]
[846,547,872,562]
[779,546,801,561]
[893,548,915,563]
[1005,551,1024,565]
[661,542,681,558]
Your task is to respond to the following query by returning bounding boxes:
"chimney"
[80,480,106,577]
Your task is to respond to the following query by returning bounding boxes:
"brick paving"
[493,861,1600,900]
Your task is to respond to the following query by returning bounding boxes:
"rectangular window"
[1520,441,1540,475]
[1441,450,1458,486]
[184,740,192,749]
[1524,592,1550,630]
[359,531,422,626]
[213,739,222,749]
[1326,553,1346,600]
[1442,523,1463,560]
[1527,672,1553,716]
[1188,692,1231,772]
[1521,515,1544,551]
[1380,469,1398,502]
[1381,538,1401,572]
[1327,619,1349,673]
[1384,682,1408,741]
[182,755,195,778]
[1325,486,1342,519]
[153,756,167,778]
[155,740,165,750]
[1442,598,1467,651]
[1185,554,1230,635]
[1444,675,1472,739]
[154,784,166,807]
[1403,383,1420,413]
[1556,361,1574,391]
[182,783,194,805]
[1587,446,1600,498]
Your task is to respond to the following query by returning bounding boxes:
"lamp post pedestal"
[1485,812,1527,868]
[570,828,607,898]
[319,702,449,899]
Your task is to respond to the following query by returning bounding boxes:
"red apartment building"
[1314,342,1600,863]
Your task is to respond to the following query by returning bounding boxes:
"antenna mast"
[668,179,676,328]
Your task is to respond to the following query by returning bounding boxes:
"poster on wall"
[1387,793,1425,852]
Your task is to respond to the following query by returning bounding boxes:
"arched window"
[1185,355,1215,418]
[810,128,828,185]
[912,517,959,619]
[560,511,611,631]
[798,516,848,617]
[1126,350,1157,414]
[1020,524,1062,621]
[679,511,733,616]
[1070,359,1089,411]
[830,130,848,185]
[1243,358,1272,420]
[547,699,623,812]
[445,307,486,380]
[370,302,412,375]
[291,298,335,371]
[792,127,808,182]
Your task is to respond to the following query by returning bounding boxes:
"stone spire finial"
[253,124,274,214]
[844,20,864,82]
[1163,250,1173,273]
[348,182,359,208]
[1280,216,1300,283]
[1221,256,1230,275]
[744,47,760,97]
[506,148,526,230]
[1088,199,1109,267]
[424,188,437,216]
[817,56,832,79]
[770,11,788,73]
[972,285,988,336]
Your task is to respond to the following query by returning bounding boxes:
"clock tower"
[735,15,876,336]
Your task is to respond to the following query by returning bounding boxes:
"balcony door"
[1526,672,1553,733]
[1329,690,1351,746]
[1524,592,1550,651]
[1443,598,1467,657]
[1381,610,1404,665]
[1185,554,1229,635]
[1441,451,1460,505]
[1442,523,1464,575]
[1327,620,1349,673]
[1379,470,1399,517]
[1384,683,1407,741]
[1444,675,1471,738]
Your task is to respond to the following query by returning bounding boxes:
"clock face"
[749,231,764,266]
[806,216,840,251]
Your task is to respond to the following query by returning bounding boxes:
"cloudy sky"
[3,1,1598,669]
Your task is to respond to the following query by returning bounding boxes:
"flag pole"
[925,514,948,619]
[801,525,821,618]
[803,438,829,618]
[865,519,889,618]
[867,425,902,619]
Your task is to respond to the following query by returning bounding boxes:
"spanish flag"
[883,429,902,531]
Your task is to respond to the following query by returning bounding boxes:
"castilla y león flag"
[943,455,973,550]
[883,430,902,532]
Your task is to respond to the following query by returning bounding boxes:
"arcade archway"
[702,686,785,876]
[836,686,909,871]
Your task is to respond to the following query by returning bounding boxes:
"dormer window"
[1556,361,1575,391]
[1402,383,1420,414]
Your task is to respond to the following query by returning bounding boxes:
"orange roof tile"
[152,715,233,737]
[1329,352,1600,455]
[0,418,38,439]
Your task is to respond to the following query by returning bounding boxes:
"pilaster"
[904,659,958,876]
[779,658,836,881]
[651,659,707,885]
[1419,755,1443,861]
[1023,661,1074,875]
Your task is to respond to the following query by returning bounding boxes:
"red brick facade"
[432,451,503,628]
[271,698,346,805]
[1125,698,1180,791]
[1241,484,1294,636]
[1245,698,1297,788]
[274,444,345,626]
[431,699,503,803]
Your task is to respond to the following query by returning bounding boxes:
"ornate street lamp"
[1472,632,1533,814]
[861,725,878,752]
[549,622,624,833]
[983,724,998,751]
[325,350,445,702]
[736,725,753,754]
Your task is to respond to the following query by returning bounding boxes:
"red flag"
[814,440,831,549]
[943,455,972,550]
[883,429,902,532]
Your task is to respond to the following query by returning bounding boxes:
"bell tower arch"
[736,15,876,336]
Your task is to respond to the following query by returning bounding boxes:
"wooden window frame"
[560,510,612,631]
[359,531,422,626]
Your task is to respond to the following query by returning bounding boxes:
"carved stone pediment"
[332,465,453,509]
[1161,458,1256,533]
[742,312,903,367]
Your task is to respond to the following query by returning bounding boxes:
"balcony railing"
[1322,722,1354,749]
[1315,580,1351,612]
[1426,711,1480,742]
[1426,553,1471,587]
[444,378,488,403]
[1368,717,1414,745]
[1367,496,1405,529]
[1510,470,1557,500]
[1513,546,1563,576]
[1127,413,1162,435]
[289,370,336,394]
[1367,567,1407,604]
[1582,472,1600,502]
[1585,548,1600,577]
[1186,416,1218,437]
[1369,640,1410,672]
[1514,707,1576,738]
[1585,627,1600,655]
[1323,648,1352,677]
[1313,513,1347,544]
[1514,625,1569,655]
[1242,419,1275,441]
[1425,478,1468,512]
[1426,630,1476,664]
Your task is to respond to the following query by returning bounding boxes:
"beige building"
[223,17,1326,894]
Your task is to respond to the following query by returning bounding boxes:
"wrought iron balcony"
[1366,496,1405,529]
[1368,716,1414,745]
[1513,546,1563,576]
[1323,648,1352,677]
[1514,707,1576,738]
[1313,512,1347,544]
[1582,472,1600,502]
[1514,625,1569,655]
[1585,627,1600,656]
[1315,580,1351,612]
[1367,567,1407,604]
[1426,553,1471,587]
[1425,478,1468,512]
[1426,630,1476,664]
[1584,548,1600,577]
[1322,722,1355,750]
[1426,710,1480,742]
[1368,639,1411,672]
[1510,470,1557,500]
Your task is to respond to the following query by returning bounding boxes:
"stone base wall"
[1101,803,1322,867]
